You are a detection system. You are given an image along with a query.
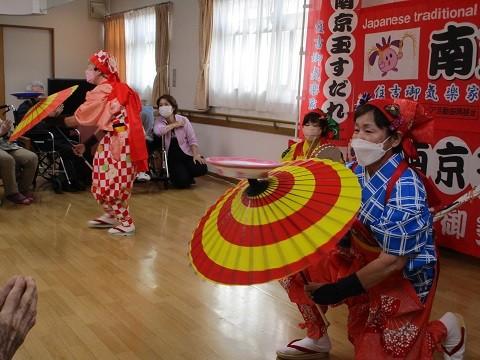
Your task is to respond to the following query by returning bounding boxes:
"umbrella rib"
[267,187,319,272]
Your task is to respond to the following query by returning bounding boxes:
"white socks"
[440,312,466,360]
[87,213,119,228]
[108,224,136,236]
[277,335,331,356]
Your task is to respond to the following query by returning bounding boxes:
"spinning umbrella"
[11,91,44,100]
[9,85,78,142]
[189,157,361,285]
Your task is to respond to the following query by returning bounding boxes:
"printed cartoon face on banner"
[364,29,420,80]
[353,0,480,257]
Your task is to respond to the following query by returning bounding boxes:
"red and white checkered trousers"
[91,130,136,227]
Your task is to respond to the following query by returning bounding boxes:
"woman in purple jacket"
[154,95,207,188]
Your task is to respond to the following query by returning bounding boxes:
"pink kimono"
[74,80,137,227]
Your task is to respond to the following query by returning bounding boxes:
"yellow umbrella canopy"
[189,158,361,285]
[9,85,78,142]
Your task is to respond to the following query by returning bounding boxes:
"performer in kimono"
[65,50,148,236]
[276,110,344,359]
[293,97,465,360]
[281,110,343,162]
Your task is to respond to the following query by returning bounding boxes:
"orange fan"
[189,158,361,285]
[9,85,78,142]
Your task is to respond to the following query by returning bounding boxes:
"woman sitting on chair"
[0,118,38,205]
[153,95,207,189]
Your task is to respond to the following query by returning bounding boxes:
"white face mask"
[158,105,173,118]
[302,125,322,142]
[85,69,97,84]
[351,137,391,167]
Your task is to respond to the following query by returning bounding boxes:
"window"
[209,0,304,119]
[125,6,156,101]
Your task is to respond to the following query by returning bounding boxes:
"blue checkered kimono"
[352,153,437,302]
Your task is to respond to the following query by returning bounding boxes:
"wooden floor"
[0,176,479,359]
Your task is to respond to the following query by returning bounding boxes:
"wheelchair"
[147,134,169,189]
[12,106,82,193]
[28,128,81,193]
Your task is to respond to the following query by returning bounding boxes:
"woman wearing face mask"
[276,110,343,360]
[153,94,207,189]
[300,98,465,360]
[281,110,342,162]
[64,50,148,236]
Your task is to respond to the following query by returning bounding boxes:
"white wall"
[0,0,104,79]
[4,27,52,109]
[194,124,290,160]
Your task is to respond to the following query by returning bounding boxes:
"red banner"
[302,0,480,256]
[300,0,359,142]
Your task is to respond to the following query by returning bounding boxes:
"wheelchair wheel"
[52,176,63,194]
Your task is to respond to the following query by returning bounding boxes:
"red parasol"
[9,85,78,142]
[189,157,361,285]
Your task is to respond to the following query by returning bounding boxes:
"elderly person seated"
[0,117,38,205]
[153,94,207,188]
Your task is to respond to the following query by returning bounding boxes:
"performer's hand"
[0,276,38,360]
[0,119,13,136]
[48,104,64,117]
[73,144,86,156]
[305,273,365,305]
[304,282,326,294]
[68,129,79,138]
[175,119,184,128]
[193,154,206,165]
[2,118,13,128]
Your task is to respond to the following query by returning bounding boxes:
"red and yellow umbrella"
[9,85,78,142]
[189,158,361,285]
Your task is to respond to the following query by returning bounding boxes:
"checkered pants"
[91,131,136,227]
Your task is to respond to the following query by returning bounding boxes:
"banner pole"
[295,0,308,140]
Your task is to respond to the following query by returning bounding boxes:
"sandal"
[87,214,118,228]
[108,224,136,236]
[276,338,330,360]
[6,193,32,205]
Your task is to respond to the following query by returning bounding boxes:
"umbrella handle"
[300,271,331,328]
[54,127,93,170]
[246,179,269,196]
[82,157,93,171]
